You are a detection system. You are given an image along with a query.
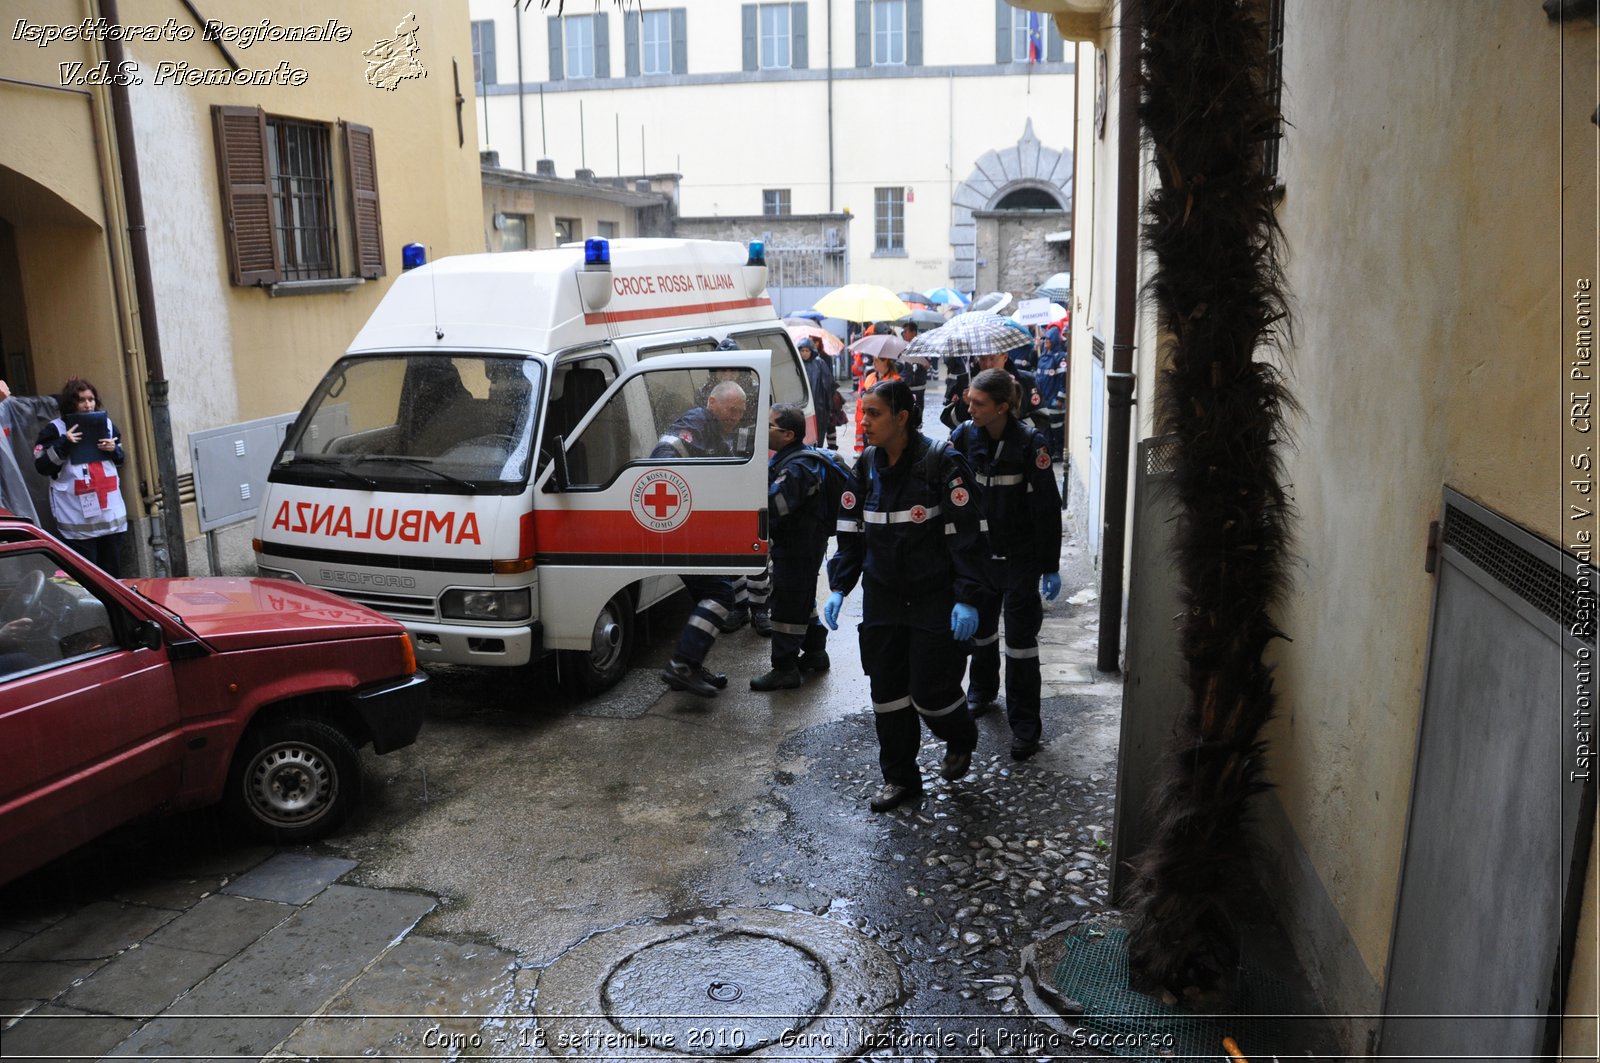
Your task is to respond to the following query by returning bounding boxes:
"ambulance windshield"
[272,354,542,495]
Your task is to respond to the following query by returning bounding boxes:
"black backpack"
[858,439,974,504]
[777,446,855,534]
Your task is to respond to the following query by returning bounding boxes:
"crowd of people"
[658,320,1067,815]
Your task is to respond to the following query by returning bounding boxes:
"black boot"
[750,660,802,691]
[659,658,719,697]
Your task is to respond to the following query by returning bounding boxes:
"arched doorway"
[948,119,1072,290]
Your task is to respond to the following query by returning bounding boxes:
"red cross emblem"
[75,462,120,508]
[950,487,969,507]
[629,469,693,532]
[1036,448,1051,470]
[909,504,928,523]
[643,480,679,518]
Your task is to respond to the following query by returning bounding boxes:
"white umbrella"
[964,291,1013,315]
[1036,272,1071,301]
[905,312,1032,362]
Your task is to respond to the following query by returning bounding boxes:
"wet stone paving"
[736,693,1122,1057]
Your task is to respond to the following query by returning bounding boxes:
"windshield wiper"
[285,455,378,489]
[359,455,480,491]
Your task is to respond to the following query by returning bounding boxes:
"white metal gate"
[1379,489,1595,1058]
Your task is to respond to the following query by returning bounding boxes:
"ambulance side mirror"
[549,435,571,491]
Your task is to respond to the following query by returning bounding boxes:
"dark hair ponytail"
[970,367,1019,411]
[866,377,916,444]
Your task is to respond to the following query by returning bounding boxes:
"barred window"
[874,186,904,253]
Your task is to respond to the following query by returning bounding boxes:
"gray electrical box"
[189,412,299,533]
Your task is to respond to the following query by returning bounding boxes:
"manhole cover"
[603,932,830,1053]
[536,908,902,1061]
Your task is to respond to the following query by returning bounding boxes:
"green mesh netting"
[1050,926,1296,1061]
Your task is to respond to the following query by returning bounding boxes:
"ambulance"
[253,238,813,694]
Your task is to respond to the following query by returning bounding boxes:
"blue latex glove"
[951,602,979,641]
[1041,573,1062,601]
[823,591,845,630]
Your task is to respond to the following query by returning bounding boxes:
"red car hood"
[128,577,404,652]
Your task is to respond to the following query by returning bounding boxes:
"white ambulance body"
[253,238,814,693]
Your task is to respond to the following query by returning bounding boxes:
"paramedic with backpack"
[823,379,986,812]
[949,368,1063,760]
[751,403,836,690]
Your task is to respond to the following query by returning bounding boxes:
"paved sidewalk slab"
[1,901,179,961]
[63,942,230,1016]
[107,884,435,1059]
[0,1003,140,1062]
[271,935,518,1059]
[146,893,293,957]
[0,957,110,1004]
[221,852,357,904]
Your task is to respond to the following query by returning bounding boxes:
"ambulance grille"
[338,591,438,619]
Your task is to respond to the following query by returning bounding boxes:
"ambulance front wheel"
[564,592,634,696]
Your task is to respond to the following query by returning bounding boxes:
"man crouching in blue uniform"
[823,379,987,812]
[653,380,749,697]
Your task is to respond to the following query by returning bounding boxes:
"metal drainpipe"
[516,0,527,171]
[826,0,835,211]
[1096,0,1141,674]
[102,0,188,576]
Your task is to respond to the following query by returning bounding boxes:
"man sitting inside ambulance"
[650,380,749,698]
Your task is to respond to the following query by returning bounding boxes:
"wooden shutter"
[671,8,687,74]
[742,5,757,72]
[995,0,1010,63]
[1047,18,1063,63]
[211,105,281,286]
[624,10,639,76]
[594,12,610,78]
[342,122,385,279]
[548,16,563,80]
[906,0,922,66]
[791,2,808,70]
[855,0,869,67]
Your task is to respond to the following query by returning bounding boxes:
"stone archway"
[948,119,1072,290]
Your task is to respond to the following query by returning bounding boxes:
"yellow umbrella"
[812,284,912,324]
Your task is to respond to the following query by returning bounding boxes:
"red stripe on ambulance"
[534,509,765,556]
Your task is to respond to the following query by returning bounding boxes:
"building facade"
[1,0,483,573]
[468,0,1077,298]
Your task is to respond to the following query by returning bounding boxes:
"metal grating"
[1092,333,1107,364]
[1442,504,1594,646]
[1144,435,1179,476]
[1052,927,1296,1061]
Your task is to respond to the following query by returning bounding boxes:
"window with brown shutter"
[213,107,387,288]
[342,122,386,279]
[212,105,283,286]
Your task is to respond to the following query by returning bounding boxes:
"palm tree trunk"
[1123,0,1295,997]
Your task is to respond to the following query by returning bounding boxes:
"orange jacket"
[853,368,903,455]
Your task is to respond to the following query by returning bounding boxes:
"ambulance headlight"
[441,588,532,622]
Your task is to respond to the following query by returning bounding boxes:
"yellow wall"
[113,0,483,445]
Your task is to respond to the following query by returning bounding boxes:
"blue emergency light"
[746,240,765,266]
[402,242,427,270]
[585,238,610,267]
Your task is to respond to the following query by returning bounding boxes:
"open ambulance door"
[532,350,771,654]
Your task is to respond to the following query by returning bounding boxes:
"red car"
[0,515,427,884]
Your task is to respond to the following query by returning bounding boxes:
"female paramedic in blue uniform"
[822,378,987,813]
[948,368,1063,760]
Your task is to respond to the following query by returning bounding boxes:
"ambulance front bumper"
[402,620,540,668]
